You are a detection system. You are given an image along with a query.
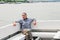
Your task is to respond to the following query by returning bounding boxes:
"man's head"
[22,12,27,19]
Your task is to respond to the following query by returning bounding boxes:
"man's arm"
[13,20,20,26]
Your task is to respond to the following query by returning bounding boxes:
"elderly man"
[13,12,36,40]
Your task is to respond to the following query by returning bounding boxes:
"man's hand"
[13,22,16,26]
[33,20,36,26]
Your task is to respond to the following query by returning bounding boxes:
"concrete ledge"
[1,31,21,40]
[32,32,56,38]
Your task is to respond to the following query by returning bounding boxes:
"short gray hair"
[22,12,27,15]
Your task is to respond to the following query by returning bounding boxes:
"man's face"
[22,13,27,19]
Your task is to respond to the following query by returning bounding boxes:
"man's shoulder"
[28,18,34,20]
[18,19,23,23]
[20,19,23,21]
[28,18,32,20]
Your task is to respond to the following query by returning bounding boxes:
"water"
[0,21,10,27]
